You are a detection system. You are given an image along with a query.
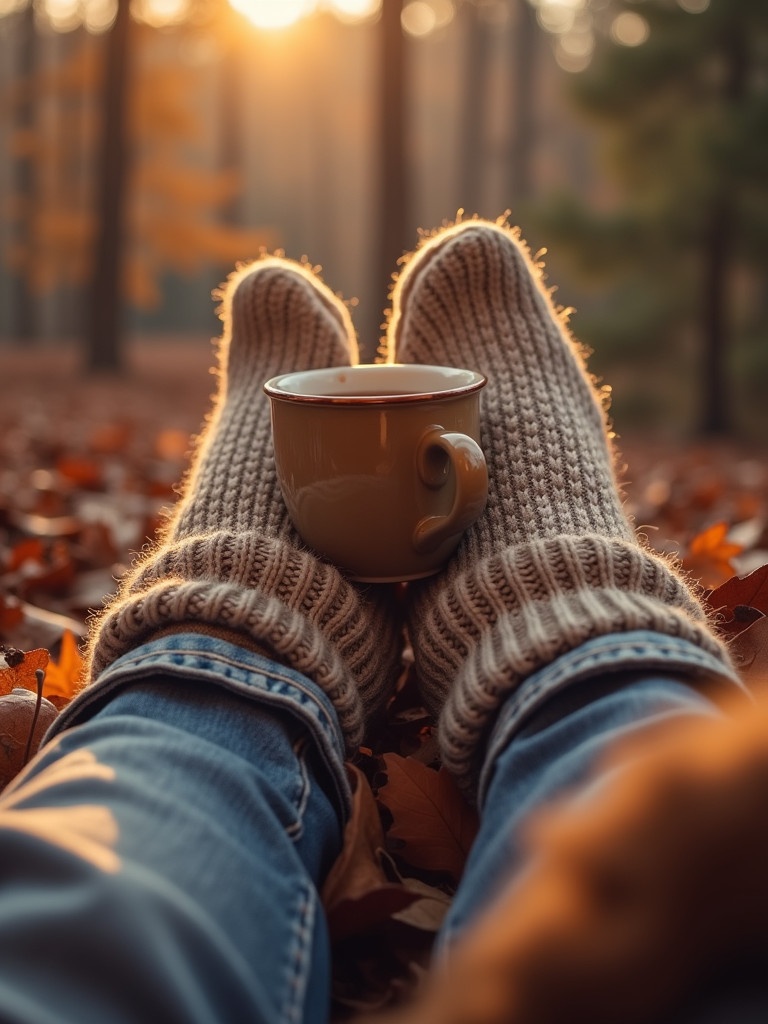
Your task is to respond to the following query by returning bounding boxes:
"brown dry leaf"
[88,421,134,455]
[0,648,49,697]
[377,754,479,884]
[326,767,447,1020]
[729,617,768,693]
[42,630,83,707]
[391,877,452,933]
[681,521,744,589]
[705,563,768,627]
[6,537,45,573]
[0,596,24,634]
[4,539,76,599]
[322,764,420,943]
[56,453,104,490]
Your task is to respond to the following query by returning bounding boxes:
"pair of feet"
[83,219,732,795]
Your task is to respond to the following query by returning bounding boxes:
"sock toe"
[222,258,358,389]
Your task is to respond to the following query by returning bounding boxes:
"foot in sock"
[386,219,736,793]
[82,258,403,750]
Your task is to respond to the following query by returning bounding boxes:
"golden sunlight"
[610,10,650,46]
[84,0,118,33]
[326,0,381,24]
[0,0,25,16]
[401,0,453,38]
[44,0,81,32]
[133,0,192,27]
[228,0,317,30]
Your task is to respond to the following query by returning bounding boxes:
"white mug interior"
[264,363,486,403]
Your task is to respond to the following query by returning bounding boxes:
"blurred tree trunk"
[509,0,537,203]
[85,0,132,372]
[458,1,491,217]
[11,2,37,345]
[700,193,733,435]
[57,27,85,342]
[373,0,408,358]
[698,19,747,435]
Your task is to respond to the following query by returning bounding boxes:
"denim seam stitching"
[285,734,311,843]
[282,880,315,1024]
[50,645,352,817]
[101,649,342,738]
[477,633,745,805]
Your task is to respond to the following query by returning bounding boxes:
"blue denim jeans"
[0,630,748,1023]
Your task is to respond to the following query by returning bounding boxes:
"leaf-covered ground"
[3,340,768,1016]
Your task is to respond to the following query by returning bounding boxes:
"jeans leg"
[0,670,346,1024]
[434,631,767,1023]
[439,671,719,953]
[439,628,746,949]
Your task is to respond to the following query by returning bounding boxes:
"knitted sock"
[84,258,403,751]
[387,219,735,790]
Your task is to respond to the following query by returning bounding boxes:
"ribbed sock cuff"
[409,535,735,784]
[84,532,403,751]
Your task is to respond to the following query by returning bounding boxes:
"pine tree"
[538,0,768,435]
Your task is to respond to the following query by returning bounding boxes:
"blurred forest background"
[1,0,767,438]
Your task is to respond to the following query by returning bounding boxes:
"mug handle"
[412,425,488,555]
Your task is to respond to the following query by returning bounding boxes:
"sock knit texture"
[388,219,736,792]
[83,258,403,751]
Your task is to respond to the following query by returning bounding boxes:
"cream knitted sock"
[84,258,403,750]
[387,219,735,789]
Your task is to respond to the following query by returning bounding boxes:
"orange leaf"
[729,617,768,692]
[154,428,191,461]
[377,754,479,884]
[42,630,84,706]
[6,537,45,573]
[56,454,103,489]
[88,421,134,455]
[689,521,742,559]
[0,648,49,697]
[682,521,745,589]
[0,596,24,632]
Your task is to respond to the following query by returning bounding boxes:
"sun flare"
[326,0,381,23]
[228,0,317,30]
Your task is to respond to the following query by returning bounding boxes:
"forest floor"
[3,338,768,1016]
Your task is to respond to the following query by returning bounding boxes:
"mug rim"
[263,363,487,406]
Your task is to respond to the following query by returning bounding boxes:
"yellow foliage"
[133,162,242,208]
[131,62,204,144]
[3,19,276,307]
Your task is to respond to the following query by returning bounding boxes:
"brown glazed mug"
[263,363,488,582]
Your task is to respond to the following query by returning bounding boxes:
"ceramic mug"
[263,363,488,582]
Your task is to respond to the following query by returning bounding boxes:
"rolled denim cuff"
[478,630,749,807]
[45,632,352,816]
